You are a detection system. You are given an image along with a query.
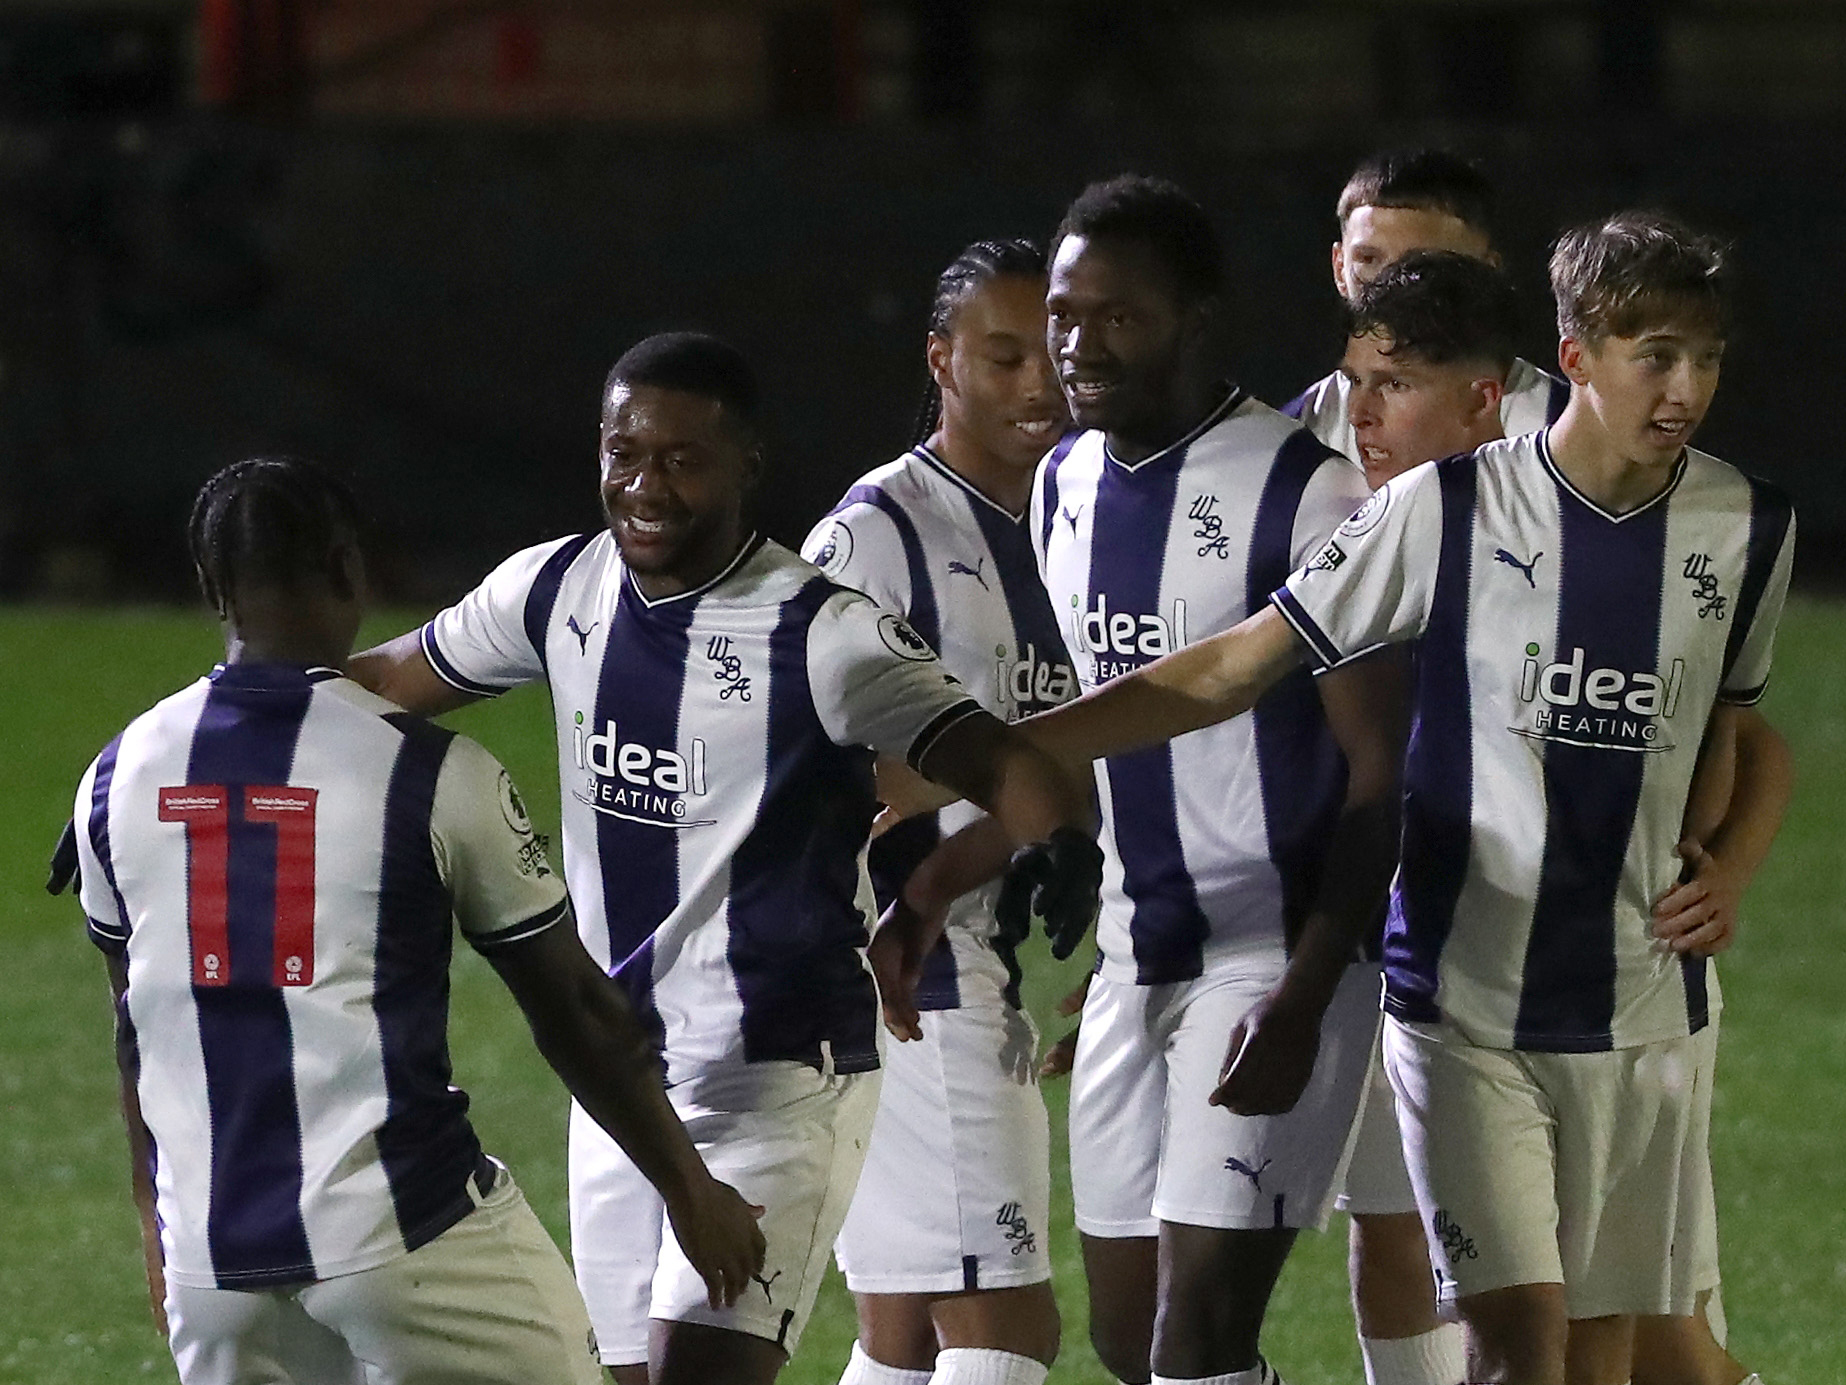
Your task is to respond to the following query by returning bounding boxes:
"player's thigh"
[167,1283,307,1385]
[1336,1033,1421,1218]
[1069,973,1168,1239]
[569,1102,667,1368]
[304,1165,602,1385]
[1154,962,1375,1232]
[654,1061,880,1356]
[1544,1035,1700,1321]
[837,1000,1052,1295]
[1384,1017,1564,1310]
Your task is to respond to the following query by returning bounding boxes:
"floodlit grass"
[3,601,1842,1382]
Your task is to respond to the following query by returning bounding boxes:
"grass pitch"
[2,601,1842,1382]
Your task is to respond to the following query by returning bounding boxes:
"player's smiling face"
[932,273,1068,474]
[1333,206,1495,301]
[1047,233,1204,452]
[1562,321,1723,470]
[600,383,756,597]
[1341,329,1503,488]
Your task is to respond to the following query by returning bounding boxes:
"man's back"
[76,663,565,1290]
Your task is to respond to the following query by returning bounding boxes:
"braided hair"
[912,237,1049,445]
[187,456,363,618]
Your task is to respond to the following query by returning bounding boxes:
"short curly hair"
[1053,174,1223,301]
[1346,250,1520,374]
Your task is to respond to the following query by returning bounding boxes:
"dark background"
[3,1,1842,603]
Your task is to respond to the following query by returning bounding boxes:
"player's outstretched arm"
[1653,706,1794,957]
[1214,646,1409,1117]
[1018,605,1308,770]
[346,631,481,717]
[486,924,767,1308]
[913,713,1103,959]
[103,953,168,1335]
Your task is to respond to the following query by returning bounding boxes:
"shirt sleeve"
[73,753,131,954]
[1289,446,1374,572]
[801,503,913,614]
[1271,460,1444,669]
[1719,503,1796,705]
[430,737,572,952]
[805,587,985,769]
[420,536,583,696]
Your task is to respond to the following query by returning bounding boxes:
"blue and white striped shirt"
[76,664,566,1289]
[423,533,983,1079]
[805,445,1077,1010]
[1275,432,1795,1051]
[1032,389,1373,986]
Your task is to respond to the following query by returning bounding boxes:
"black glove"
[995,826,1103,962]
[47,818,81,896]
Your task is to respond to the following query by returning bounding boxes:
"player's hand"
[1037,974,1091,1080]
[1211,987,1321,1115]
[868,898,934,1042]
[666,1176,767,1310]
[1651,839,1744,957]
[996,827,1102,962]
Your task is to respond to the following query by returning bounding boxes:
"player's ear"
[329,540,365,606]
[926,331,955,394]
[1330,239,1346,294]
[1558,336,1591,385]
[1473,374,1506,422]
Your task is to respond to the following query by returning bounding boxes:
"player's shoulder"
[1282,369,1344,423]
[85,676,214,780]
[807,451,937,570]
[1677,446,1796,524]
[1503,358,1571,432]
[1208,392,1350,482]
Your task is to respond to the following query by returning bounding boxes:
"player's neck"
[1548,395,1680,514]
[627,530,752,602]
[1106,376,1225,465]
[221,585,357,669]
[927,427,1034,516]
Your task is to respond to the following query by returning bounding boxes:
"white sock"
[931,1347,1049,1385]
[1360,1324,1466,1385]
[840,1341,933,1385]
[1150,1360,1281,1385]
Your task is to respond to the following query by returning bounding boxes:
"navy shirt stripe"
[373,713,483,1253]
[1091,449,1212,983]
[1387,456,1479,1025]
[728,579,880,1070]
[1721,479,1794,690]
[837,485,940,652]
[596,581,695,1055]
[184,671,316,1286]
[1246,431,1349,948]
[1517,493,1670,1050]
[87,734,131,932]
[1544,374,1571,425]
[524,534,596,675]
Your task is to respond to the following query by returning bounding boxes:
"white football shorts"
[835,998,1051,1293]
[1669,1017,1723,1300]
[1335,1016,1421,1218]
[569,1059,879,1365]
[166,1161,602,1385]
[1069,960,1378,1237]
[1384,1015,1702,1320]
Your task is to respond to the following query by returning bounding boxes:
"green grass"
[3,602,1843,1381]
